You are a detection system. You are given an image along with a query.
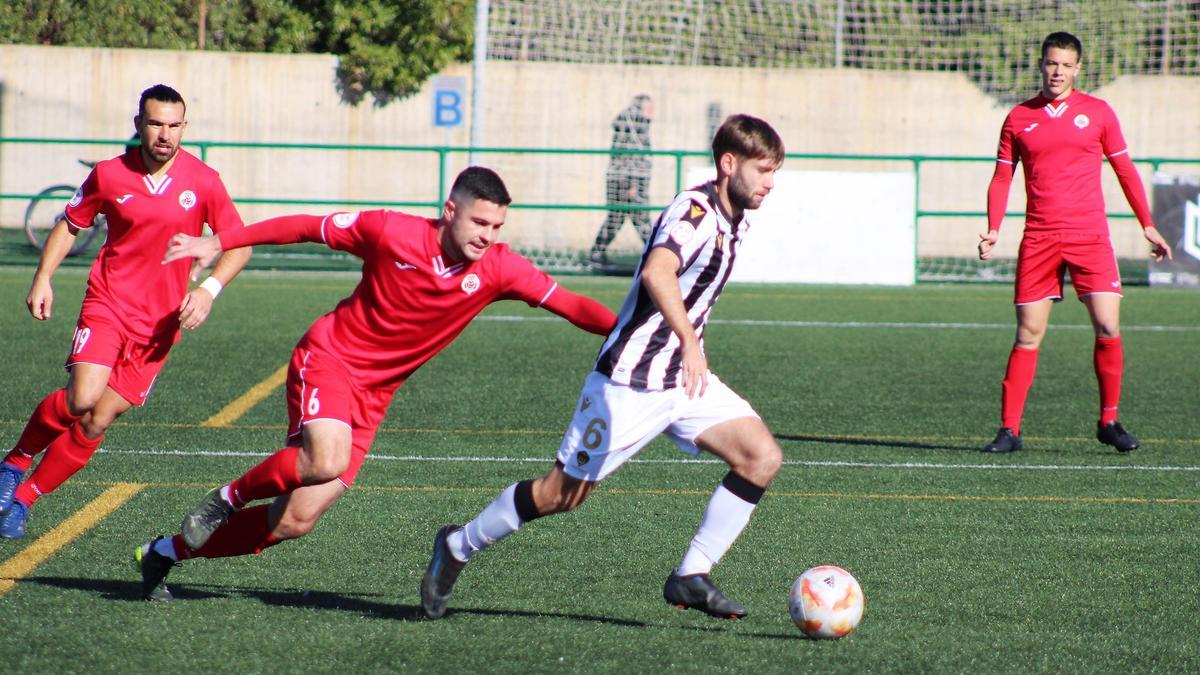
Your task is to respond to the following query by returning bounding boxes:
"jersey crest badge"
[461,273,481,295]
[1073,114,1090,129]
[575,451,590,467]
[69,188,83,208]
[179,190,197,211]
[683,199,707,225]
[331,212,358,229]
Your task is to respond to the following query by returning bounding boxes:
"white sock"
[151,537,178,561]
[448,483,523,562]
[676,483,757,576]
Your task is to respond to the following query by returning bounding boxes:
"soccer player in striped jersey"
[134,167,617,601]
[0,85,251,538]
[423,115,785,620]
[977,32,1172,454]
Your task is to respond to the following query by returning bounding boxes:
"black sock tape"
[514,479,542,523]
[721,471,765,504]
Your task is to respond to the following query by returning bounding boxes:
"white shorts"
[556,371,760,482]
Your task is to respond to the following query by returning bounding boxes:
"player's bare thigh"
[1014,299,1054,349]
[695,416,782,487]
[267,479,347,540]
[65,362,115,414]
[297,419,353,483]
[1081,293,1121,338]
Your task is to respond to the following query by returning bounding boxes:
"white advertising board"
[685,168,916,285]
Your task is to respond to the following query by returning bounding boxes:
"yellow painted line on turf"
[0,482,144,598]
[201,365,288,428]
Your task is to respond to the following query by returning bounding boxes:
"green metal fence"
[2,137,1195,279]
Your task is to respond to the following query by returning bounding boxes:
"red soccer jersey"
[64,148,243,340]
[219,210,560,391]
[995,91,1132,235]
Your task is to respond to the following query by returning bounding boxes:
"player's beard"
[147,142,177,163]
[727,171,764,211]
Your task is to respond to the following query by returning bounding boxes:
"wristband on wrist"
[199,276,223,299]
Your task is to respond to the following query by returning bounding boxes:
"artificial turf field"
[0,266,1197,673]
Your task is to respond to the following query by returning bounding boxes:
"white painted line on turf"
[477,315,1200,333]
[96,448,1200,472]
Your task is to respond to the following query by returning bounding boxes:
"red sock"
[4,389,79,472]
[178,505,283,559]
[1094,336,1123,426]
[13,423,103,508]
[1001,347,1039,434]
[227,446,302,508]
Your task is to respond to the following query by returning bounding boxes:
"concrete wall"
[3,44,1198,257]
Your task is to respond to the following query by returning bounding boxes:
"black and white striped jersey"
[594,181,749,390]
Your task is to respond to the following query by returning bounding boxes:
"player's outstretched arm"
[642,247,707,398]
[163,233,223,268]
[540,287,617,336]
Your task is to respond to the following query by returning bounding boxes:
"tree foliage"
[0,0,474,105]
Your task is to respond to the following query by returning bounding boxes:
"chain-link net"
[488,0,1199,106]
[487,0,1198,280]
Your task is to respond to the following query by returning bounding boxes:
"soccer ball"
[788,565,865,639]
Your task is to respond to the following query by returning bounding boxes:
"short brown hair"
[1041,32,1083,61]
[712,114,784,166]
[449,166,512,206]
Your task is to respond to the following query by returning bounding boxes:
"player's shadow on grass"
[22,576,801,638]
[21,576,644,626]
[775,432,971,452]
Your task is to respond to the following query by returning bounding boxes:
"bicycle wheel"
[24,184,102,256]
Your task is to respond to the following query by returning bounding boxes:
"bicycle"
[24,159,108,257]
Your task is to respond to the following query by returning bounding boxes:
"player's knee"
[1014,332,1043,350]
[750,441,783,481]
[300,449,350,484]
[77,414,113,439]
[64,390,100,417]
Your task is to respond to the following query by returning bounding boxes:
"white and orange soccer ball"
[788,565,865,639]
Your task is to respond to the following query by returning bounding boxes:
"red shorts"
[284,344,394,487]
[1014,231,1123,305]
[66,298,177,406]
